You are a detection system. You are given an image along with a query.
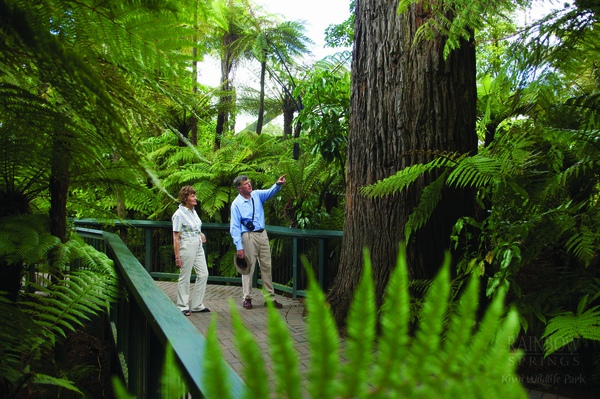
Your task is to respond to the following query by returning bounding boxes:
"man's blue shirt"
[230,183,281,250]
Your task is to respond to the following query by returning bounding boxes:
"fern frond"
[21,269,118,340]
[203,316,234,399]
[372,245,411,389]
[440,273,479,374]
[404,171,447,242]
[160,344,188,398]
[446,155,504,188]
[542,306,600,356]
[339,248,376,398]
[564,223,598,266]
[267,295,302,399]
[303,257,340,399]
[361,155,454,198]
[407,254,451,379]
[29,373,83,396]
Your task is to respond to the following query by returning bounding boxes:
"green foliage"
[542,293,600,356]
[396,0,528,58]
[204,317,235,399]
[193,247,526,398]
[295,54,351,183]
[278,152,344,229]
[0,216,121,396]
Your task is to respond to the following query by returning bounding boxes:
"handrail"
[73,219,343,298]
[77,227,246,398]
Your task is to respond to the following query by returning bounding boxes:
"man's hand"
[237,249,245,259]
[276,174,286,186]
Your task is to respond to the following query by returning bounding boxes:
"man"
[230,174,286,309]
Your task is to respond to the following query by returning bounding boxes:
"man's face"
[237,179,252,196]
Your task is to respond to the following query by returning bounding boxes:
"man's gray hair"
[233,175,249,188]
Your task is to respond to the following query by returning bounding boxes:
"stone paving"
[156,281,570,399]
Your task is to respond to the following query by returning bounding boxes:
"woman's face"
[185,192,197,208]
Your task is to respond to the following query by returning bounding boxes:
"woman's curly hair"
[178,186,196,205]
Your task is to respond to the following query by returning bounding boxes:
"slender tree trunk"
[48,132,72,282]
[49,135,71,244]
[326,0,477,326]
[216,40,235,149]
[256,60,266,134]
[282,89,295,139]
[292,95,303,160]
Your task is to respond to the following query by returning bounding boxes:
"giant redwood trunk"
[327,0,478,326]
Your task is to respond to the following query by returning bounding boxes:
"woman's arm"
[173,231,182,268]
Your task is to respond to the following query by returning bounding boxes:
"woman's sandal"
[182,310,191,316]
[192,308,211,313]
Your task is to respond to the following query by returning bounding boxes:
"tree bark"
[327,0,478,326]
[49,134,71,244]
[256,60,266,134]
[215,30,236,149]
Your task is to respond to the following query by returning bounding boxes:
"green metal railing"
[73,220,342,397]
[76,227,246,398]
[73,219,343,297]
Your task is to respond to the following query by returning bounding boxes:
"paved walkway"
[157,282,570,399]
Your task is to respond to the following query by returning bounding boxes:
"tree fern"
[0,215,121,396]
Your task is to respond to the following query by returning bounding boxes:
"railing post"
[292,237,298,298]
[318,238,325,288]
[145,228,152,273]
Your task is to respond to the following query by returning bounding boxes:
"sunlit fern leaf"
[372,245,410,389]
[440,272,479,375]
[468,288,512,370]
[303,256,340,399]
[542,306,600,356]
[203,315,234,399]
[160,344,188,398]
[111,377,136,399]
[407,254,451,379]
[484,310,523,394]
[229,300,270,399]
[267,297,303,399]
[404,171,446,242]
[339,248,376,398]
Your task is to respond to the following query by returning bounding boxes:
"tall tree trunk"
[292,95,303,160]
[215,43,235,149]
[256,60,266,134]
[48,132,72,282]
[49,134,71,244]
[282,89,295,139]
[326,0,477,326]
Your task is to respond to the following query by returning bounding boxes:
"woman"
[172,186,210,316]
